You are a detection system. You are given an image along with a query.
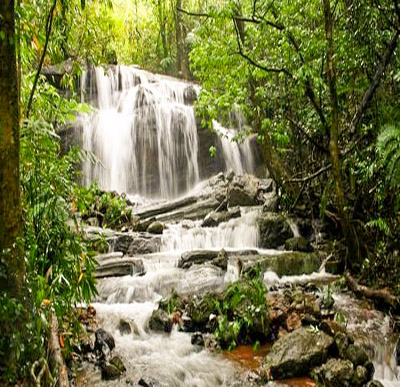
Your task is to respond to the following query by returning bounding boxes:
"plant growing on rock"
[74,183,132,229]
[214,270,270,349]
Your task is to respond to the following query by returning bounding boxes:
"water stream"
[77,66,399,386]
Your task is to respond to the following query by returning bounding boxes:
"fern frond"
[376,125,400,187]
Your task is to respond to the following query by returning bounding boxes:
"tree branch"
[233,20,292,76]
[286,116,329,154]
[349,29,400,134]
[289,164,331,183]
[26,0,57,119]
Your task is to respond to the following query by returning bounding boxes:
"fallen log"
[345,272,400,313]
[49,312,69,387]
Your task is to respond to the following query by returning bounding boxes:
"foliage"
[21,118,98,312]
[74,182,132,228]
[376,125,400,190]
[213,270,269,349]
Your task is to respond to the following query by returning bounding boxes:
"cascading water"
[78,65,255,198]
[76,66,399,386]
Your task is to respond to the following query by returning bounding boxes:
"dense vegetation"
[0,0,399,384]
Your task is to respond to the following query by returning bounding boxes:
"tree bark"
[0,0,22,293]
[0,0,23,376]
[323,0,360,267]
[175,0,189,78]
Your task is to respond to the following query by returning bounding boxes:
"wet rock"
[313,358,354,386]
[191,332,205,346]
[101,356,125,380]
[345,344,369,367]
[138,376,168,387]
[265,327,334,379]
[258,212,294,248]
[147,221,164,234]
[183,85,197,105]
[132,217,155,232]
[364,360,375,380]
[262,191,279,212]
[148,309,172,333]
[118,318,140,336]
[135,196,198,220]
[334,332,349,358]
[95,252,124,263]
[320,320,346,337]
[212,249,228,270]
[242,251,322,277]
[95,328,115,352]
[95,258,145,278]
[366,381,384,387]
[201,207,241,227]
[352,365,368,386]
[101,363,121,380]
[228,174,260,207]
[114,232,161,255]
[285,236,313,252]
[156,197,221,223]
[178,250,219,269]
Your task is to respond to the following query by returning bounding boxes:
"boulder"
[228,174,260,206]
[101,363,122,380]
[147,221,164,234]
[118,318,140,336]
[242,251,322,277]
[113,232,161,255]
[312,358,354,386]
[201,207,241,227]
[191,332,205,346]
[265,327,333,379]
[95,328,115,352]
[285,236,313,252]
[258,212,294,248]
[352,365,369,386]
[345,344,369,367]
[148,309,172,333]
[101,356,126,380]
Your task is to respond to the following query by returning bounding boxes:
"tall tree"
[0,0,23,376]
[0,0,22,293]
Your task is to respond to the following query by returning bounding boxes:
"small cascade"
[78,66,255,198]
[161,207,261,251]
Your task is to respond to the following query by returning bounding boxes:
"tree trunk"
[175,0,189,78]
[323,0,359,268]
[0,0,22,293]
[0,0,23,376]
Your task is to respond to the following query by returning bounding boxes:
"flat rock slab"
[265,327,334,379]
[241,251,323,277]
[178,249,260,269]
[95,258,145,278]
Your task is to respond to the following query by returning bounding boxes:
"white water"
[161,207,261,251]
[79,66,254,198]
[77,66,399,386]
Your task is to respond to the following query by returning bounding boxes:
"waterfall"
[78,65,255,198]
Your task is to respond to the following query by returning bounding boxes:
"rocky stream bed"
[65,172,400,387]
